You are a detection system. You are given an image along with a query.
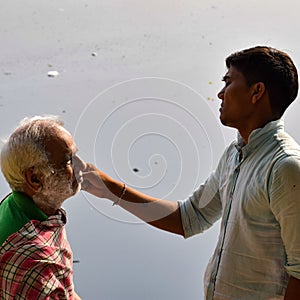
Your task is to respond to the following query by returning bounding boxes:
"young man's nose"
[218,88,225,100]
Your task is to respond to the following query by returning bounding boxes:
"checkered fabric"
[0,209,75,299]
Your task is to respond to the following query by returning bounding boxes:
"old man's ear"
[23,167,43,193]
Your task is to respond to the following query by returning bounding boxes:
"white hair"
[0,115,64,191]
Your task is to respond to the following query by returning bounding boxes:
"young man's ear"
[23,167,43,193]
[251,82,266,104]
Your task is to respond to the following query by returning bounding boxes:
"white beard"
[33,171,80,214]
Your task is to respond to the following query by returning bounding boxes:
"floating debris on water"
[133,168,139,172]
[208,81,213,85]
[47,71,59,78]
[91,52,98,57]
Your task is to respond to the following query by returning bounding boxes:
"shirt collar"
[235,119,284,157]
[12,191,48,221]
[46,208,67,226]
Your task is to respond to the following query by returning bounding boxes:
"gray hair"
[1,115,64,191]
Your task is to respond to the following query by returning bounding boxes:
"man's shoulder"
[2,215,69,248]
[276,130,300,154]
[0,193,29,246]
[267,131,300,173]
[272,154,300,177]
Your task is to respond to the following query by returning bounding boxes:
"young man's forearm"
[107,179,184,236]
[82,166,185,236]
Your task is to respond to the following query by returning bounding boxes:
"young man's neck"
[238,116,279,144]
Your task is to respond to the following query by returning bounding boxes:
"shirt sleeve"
[178,148,227,239]
[269,155,300,280]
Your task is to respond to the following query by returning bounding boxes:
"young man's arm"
[81,164,184,236]
[269,157,300,299]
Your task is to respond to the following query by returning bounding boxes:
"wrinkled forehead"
[44,126,77,165]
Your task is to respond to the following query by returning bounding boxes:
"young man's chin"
[219,115,228,126]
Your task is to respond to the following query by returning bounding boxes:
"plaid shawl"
[0,209,75,299]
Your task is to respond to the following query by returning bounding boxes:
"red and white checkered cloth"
[0,209,75,299]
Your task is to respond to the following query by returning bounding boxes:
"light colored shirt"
[0,193,75,299]
[179,119,300,300]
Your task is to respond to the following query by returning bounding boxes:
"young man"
[81,46,300,299]
[0,116,85,299]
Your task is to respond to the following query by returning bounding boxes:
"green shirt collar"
[12,191,48,221]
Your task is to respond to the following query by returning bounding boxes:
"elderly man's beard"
[33,171,81,214]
